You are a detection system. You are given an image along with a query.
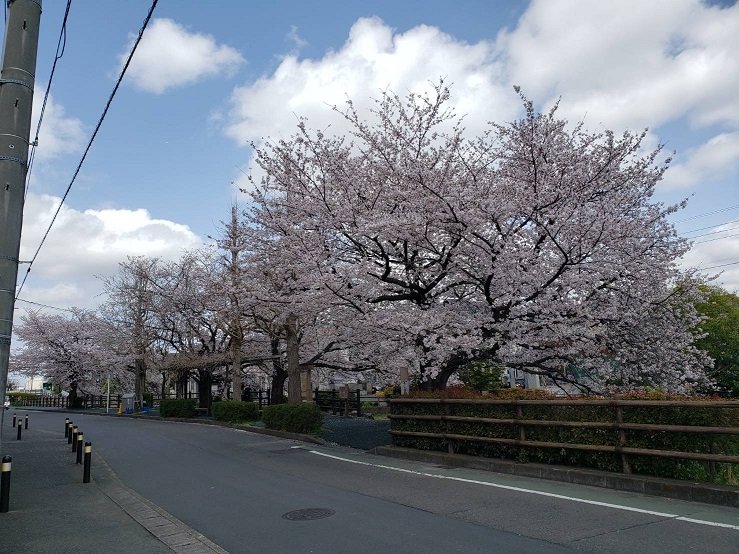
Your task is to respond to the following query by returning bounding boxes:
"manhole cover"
[282,508,336,521]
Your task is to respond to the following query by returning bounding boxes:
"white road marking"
[307,450,739,531]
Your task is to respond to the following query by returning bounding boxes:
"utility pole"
[228,204,242,401]
[133,269,147,411]
[0,0,43,453]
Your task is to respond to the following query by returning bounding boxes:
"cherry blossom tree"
[101,256,163,408]
[245,83,712,393]
[12,309,129,405]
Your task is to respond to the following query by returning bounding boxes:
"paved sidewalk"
[0,410,226,553]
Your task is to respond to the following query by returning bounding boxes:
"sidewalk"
[0,410,225,553]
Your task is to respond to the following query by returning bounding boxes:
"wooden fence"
[8,394,68,408]
[314,388,362,416]
[388,398,739,475]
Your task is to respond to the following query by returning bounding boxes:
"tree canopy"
[11,85,715,398]
[695,286,739,397]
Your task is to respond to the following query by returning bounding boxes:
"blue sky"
[7,0,739,314]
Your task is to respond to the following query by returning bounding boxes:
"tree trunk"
[134,357,146,410]
[175,370,188,399]
[285,314,301,404]
[428,366,455,390]
[160,371,167,399]
[231,335,242,402]
[420,360,462,390]
[68,382,78,408]
[270,337,287,404]
[197,369,212,414]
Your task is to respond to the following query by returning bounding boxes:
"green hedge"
[212,400,259,423]
[262,403,323,434]
[159,399,197,418]
[391,393,739,484]
[7,392,38,404]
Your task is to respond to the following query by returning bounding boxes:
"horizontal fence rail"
[388,398,739,475]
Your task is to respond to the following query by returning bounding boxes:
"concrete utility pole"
[133,270,147,411]
[228,205,242,401]
[0,0,42,451]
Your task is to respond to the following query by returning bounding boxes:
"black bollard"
[11,414,16,428]
[64,418,70,437]
[0,455,10,512]
[67,422,73,444]
[71,427,78,452]
[16,421,22,441]
[83,443,92,483]
[76,433,84,464]
[24,415,28,430]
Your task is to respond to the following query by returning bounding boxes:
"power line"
[15,298,74,312]
[682,218,739,234]
[25,0,73,201]
[686,225,739,240]
[15,0,160,299]
[673,204,739,223]
[699,260,739,271]
[694,232,739,245]
[683,227,739,239]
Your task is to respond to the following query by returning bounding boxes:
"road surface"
[22,411,739,553]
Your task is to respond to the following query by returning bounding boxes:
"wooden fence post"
[444,399,454,454]
[615,401,631,474]
[516,402,526,442]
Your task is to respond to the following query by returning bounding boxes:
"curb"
[373,446,739,508]
[21,407,327,446]
[93,452,228,553]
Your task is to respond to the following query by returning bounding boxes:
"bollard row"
[0,416,92,515]
[1,455,10,513]
[11,412,29,441]
[63,419,91,484]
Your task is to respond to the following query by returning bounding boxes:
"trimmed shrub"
[7,392,37,405]
[262,403,323,434]
[160,399,196,418]
[212,400,259,423]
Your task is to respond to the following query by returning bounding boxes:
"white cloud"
[122,18,244,94]
[226,17,516,146]
[17,193,202,308]
[499,0,739,132]
[662,132,739,189]
[31,87,85,161]
[286,25,307,51]
[225,2,739,197]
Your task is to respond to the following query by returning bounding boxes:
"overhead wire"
[693,231,739,245]
[15,298,74,312]
[24,0,73,201]
[682,218,739,235]
[672,204,739,223]
[684,225,739,240]
[698,260,739,271]
[15,0,160,300]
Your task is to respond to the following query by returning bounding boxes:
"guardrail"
[388,398,739,476]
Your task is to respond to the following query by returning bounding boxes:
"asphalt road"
[24,411,739,553]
